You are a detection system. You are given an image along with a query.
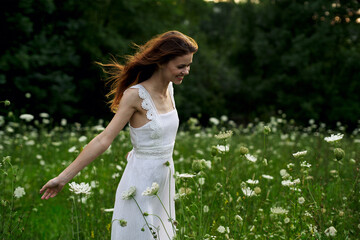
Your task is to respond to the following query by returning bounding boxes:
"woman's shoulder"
[122,87,142,105]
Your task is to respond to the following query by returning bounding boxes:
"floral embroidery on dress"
[131,85,161,139]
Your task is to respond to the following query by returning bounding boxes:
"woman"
[39,30,198,239]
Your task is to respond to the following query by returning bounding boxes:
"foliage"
[1,114,360,239]
[1,0,360,128]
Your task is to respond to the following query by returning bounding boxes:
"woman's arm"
[40,89,139,199]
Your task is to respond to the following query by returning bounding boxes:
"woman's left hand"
[39,177,66,200]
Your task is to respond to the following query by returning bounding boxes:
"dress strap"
[168,82,176,109]
[129,84,161,139]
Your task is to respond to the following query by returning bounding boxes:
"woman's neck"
[143,71,169,97]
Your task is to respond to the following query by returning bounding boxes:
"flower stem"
[156,194,176,235]
[148,213,172,240]
[131,196,156,239]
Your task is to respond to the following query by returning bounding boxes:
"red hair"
[98,31,198,113]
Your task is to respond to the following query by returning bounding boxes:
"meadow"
[1,111,359,239]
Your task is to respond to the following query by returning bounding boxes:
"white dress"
[111,83,179,240]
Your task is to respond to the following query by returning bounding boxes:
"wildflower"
[217,225,226,233]
[304,211,313,217]
[298,197,305,204]
[142,182,159,196]
[25,140,35,146]
[215,144,230,153]
[324,226,337,237]
[324,133,344,142]
[270,207,288,215]
[4,100,10,106]
[103,208,114,212]
[254,187,261,194]
[118,219,127,227]
[334,148,345,160]
[14,187,26,198]
[39,112,49,118]
[52,142,62,146]
[281,180,295,186]
[245,154,257,163]
[69,182,92,195]
[215,183,222,191]
[203,205,209,213]
[175,187,193,199]
[68,146,76,153]
[220,115,228,122]
[300,161,311,168]
[121,186,136,200]
[192,159,207,172]
[280,169,291,179]
[293,178,301,184]
[262,174,274,180]
[25,92,31,98]
[241,187,256,197]
[177,173,196,178]
[215,130,233,140]
[292,150,307,158]
[198,178,205,185]
[110,172,119,179]
[79,136,87,142]
[61,118,67,126]
[239,146,249,155]
[19,114,34,122]
[246,179,259,185]
[263,126,271,135]
[209,117,219,125]
[284,217,290,224]
[235,215,243,222]
[287,163,295,169]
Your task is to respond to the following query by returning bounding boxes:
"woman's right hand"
[40,177,66,200]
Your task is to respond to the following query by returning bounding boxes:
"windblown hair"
[98,31,198,113]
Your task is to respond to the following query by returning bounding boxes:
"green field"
[1,114,359,239]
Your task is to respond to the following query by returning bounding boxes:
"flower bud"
[254,187,261,194]
[119,219,127,227]
[239,146,249,155]
[263,126,271,135]
[334,148,345,160]
[235,215,243,222]
[192,159,204,172]
[4,100,10,106]
[211,146,219,157]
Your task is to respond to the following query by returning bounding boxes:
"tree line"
[1,0,359,129]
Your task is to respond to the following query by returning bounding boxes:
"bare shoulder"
[119,87,142,110]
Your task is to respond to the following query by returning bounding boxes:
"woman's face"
[161,53,193,85]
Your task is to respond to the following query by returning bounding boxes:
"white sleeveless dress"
[111,83,178,240]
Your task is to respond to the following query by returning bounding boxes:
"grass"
[1,114,359,239]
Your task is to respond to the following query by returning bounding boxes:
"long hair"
[98,31,198,113]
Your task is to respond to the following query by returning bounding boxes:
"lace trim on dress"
[133,144,174,160]
[132,85,161,139]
